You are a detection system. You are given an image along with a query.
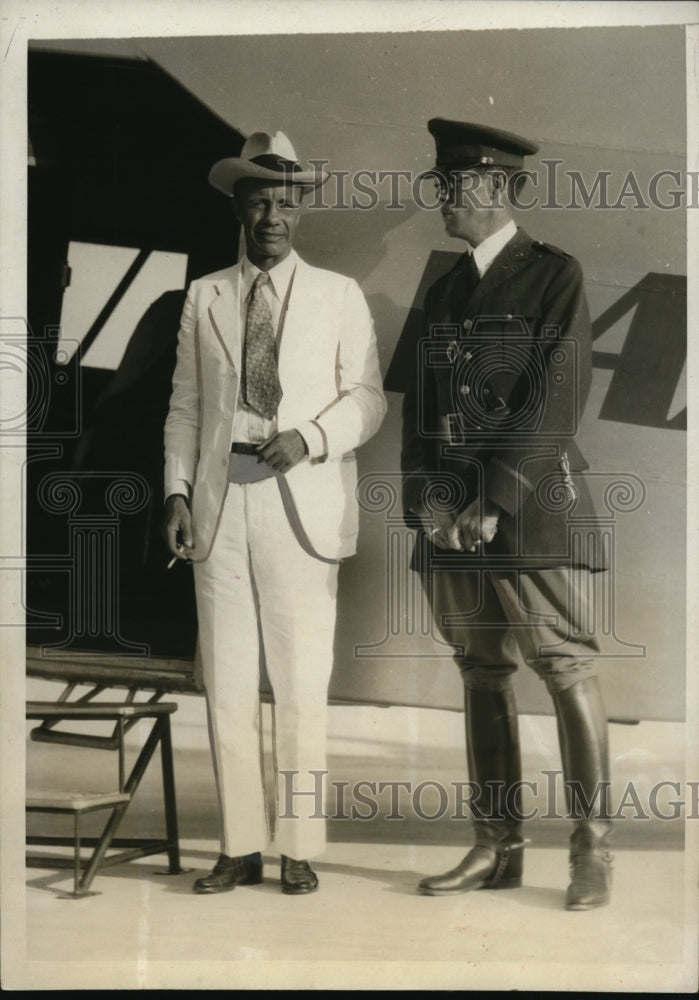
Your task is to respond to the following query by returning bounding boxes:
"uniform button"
[460,384,470,396]
[463,319,472,331]
[505,313,513,320]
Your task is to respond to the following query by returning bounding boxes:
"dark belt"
[231,442,261,455]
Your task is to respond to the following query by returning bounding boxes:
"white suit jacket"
[164,254,387,562]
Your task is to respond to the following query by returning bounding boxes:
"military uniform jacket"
[401,227,606,570]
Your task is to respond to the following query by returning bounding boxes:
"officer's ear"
[487,169,511,207]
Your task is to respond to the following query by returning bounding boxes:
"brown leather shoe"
[280,855,319,894]
[193,852,263,894]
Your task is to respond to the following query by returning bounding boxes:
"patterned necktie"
[449,252,480,322]
[242,271,282,419]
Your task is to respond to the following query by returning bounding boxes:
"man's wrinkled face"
[233,180,304,267]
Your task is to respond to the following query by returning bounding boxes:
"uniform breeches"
[421,564,600,694]
[194,479,339,861]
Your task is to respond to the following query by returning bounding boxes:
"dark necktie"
[449,252,480,322]
[242,271,283,419]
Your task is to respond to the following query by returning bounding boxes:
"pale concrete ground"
[16,679,699,991]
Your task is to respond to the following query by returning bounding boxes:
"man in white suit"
[163,131,386,895]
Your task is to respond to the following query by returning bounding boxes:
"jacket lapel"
[276,257,324,372]
[207,264,242,371]
[206,255,323,379]
[464,227,535,316]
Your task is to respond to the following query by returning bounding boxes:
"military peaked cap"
[428,118,540,171]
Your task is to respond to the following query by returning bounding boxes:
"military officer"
[399,119,613,910]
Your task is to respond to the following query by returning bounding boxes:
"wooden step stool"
[26,700,185,898]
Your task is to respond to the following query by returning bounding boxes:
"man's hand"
[163,494,194,560]
[257,430,307,473]
[454,498,501,553]
[417,507,462,551]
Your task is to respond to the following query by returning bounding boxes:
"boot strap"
[570,849,613,865]
[490,838,529,883]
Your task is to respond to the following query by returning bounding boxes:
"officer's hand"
[454,498,501,553]
[163,494,194,560]
[257,430,307,473]
[419,508,463,551]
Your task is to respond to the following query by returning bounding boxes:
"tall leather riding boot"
[419,684,526,895]
[552,676,613,911]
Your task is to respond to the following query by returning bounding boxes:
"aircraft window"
[56,242,188,371]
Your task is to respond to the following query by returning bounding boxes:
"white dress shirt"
[472,218,517,278]
[168,251,302,501]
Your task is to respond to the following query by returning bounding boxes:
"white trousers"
[193,478,339,860]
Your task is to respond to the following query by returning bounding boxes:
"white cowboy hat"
[208,130,328,195]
